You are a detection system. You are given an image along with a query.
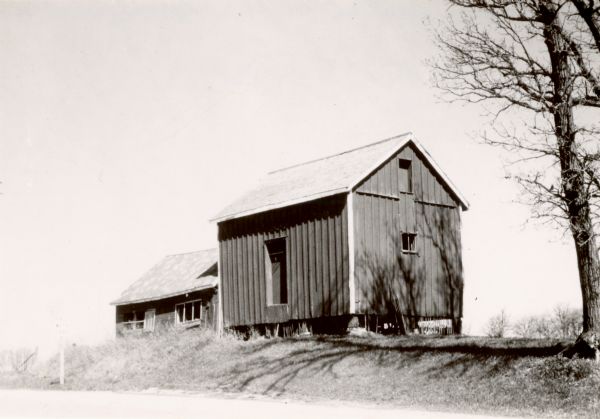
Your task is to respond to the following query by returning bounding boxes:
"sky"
[0,0,583,356]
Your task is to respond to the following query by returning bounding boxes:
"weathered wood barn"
[212,133,469,335]
[111,249,219,336]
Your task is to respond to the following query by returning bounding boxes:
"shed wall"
[115,289,219,336]
[218,194,349,327]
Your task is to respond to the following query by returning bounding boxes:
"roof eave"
[210,187,350,223]
[110,280,218,306]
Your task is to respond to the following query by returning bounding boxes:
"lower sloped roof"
[111,248,218,306]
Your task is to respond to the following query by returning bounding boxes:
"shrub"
[532,356,598,382]
[485,309,509,338]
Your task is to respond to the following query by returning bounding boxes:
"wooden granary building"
[212,133,469,335]
[111,249,219,336]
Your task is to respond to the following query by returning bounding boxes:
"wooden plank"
[250,231,258,324]
[376,163,385,195]
[418,152,426,202]
[429,205,438,317]
[258,232,266,323]
[244,232,253,325]
[328,214,337,316]
[315,217,323,317]
[238,222,245,326]
[302,221,310,319]
[227,235,235,326]
[433,172,442,205]
[322,214,330,316]
[253,230,260,324]
[298,218,306,319]
[230,234,238,325]
[307,218,316,317]
[335,209,344,315]
[245,228,252,324]
[223,235,230,326]
[426,205,434,316]
[342,198,350,314]
[385,159,393,196]
[436,206,444,316]
[294,221,303,319]
[355,194,364,312]
[391,156,399,196]
[226,237,233,327]
[355,191,400,201]
[385,197,394,265]
[427,160,436,205]
[239,230,247,325]
[361,195,370,311]
[220,232,229,326]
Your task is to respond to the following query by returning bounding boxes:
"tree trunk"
[544,13,600,358]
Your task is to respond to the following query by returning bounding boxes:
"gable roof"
[211,132,469,222]
[111,248,218,306]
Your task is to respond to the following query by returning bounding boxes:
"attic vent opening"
[401,233,417,253]
[398,159,412,193]
[265,237,288,305]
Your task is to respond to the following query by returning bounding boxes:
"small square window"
[401,233,417,253]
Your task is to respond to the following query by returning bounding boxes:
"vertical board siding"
[354,193,463,318]
[302,222,310,317]
[358,143,460,208]
[218,194,349,327]
[352,142,464,320]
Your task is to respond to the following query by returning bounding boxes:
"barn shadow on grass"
[215,335,568,396]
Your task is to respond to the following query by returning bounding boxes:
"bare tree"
[432,0,600,358]
[553,304,583,338]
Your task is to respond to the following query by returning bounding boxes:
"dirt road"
[0,389,522,419]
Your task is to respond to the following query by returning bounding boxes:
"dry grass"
[2,329,600,418]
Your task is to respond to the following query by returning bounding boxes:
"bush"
[531,356,598,382]
[485,309,509,338]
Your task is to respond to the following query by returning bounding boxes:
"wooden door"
[144,309,156,332]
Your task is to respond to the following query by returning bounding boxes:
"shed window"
[122,311,144,330]
[265,238,288,305]
[175,299,203,324]
[401,233,417,253]
[399,159,412,193]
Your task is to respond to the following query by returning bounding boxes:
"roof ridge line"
[165,248,217,257]
[267,132,412,175]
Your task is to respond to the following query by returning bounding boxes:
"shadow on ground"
[214,335,569,396]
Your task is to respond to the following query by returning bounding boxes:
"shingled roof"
[212,132,468,222]
[111,248,218,306]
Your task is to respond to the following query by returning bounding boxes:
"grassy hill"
[2,329,600,418]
